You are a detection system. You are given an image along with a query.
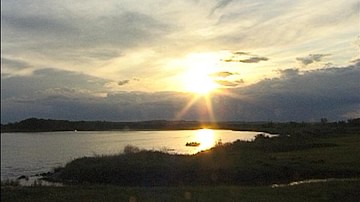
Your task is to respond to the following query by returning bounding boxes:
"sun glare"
[195,129,216,151]
[176,52,224,95]
[184,73,219,95]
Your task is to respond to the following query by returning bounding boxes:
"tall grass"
[1,179,20,187]
[47,130,360,186]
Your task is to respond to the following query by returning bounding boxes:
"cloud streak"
[215,79,244,87]
[210,71,238,78]
[222,51,269,63]
[239,56,269,63]
[210,0,233,15]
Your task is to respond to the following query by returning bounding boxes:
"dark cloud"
[1,57,31,70]
[222,51,269,63]
[278,68,299,78]
[233,51,250,55]
[296,54,330,66]
[236,63,360,121]
[2,13,75,37]
[1,68,108,100]
[223,56,269,63]
[239,56,269,63]
[118,80,130,86]
[116,78,140,86]
[3,63,359,123]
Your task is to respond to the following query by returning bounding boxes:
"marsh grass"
[47,129,360,186]
[2,180,360,202]
[1,179,20,187]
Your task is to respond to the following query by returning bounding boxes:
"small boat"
[186,142,200,147]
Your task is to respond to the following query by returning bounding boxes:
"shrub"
[123,145,141,154]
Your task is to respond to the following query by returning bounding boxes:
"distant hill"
[0,118,205,132]
[1,117,359,133]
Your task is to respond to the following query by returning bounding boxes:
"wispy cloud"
[351,58,360,64]
[210,0,233,15]
[233,51,250,56]
[215,79,244,87]
[210,71,238,78]
[222,52,269,63]
[239,56,269,63]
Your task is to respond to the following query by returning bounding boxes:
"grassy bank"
[2,122,359,201]
[45,125,360,186]
[2,180,360,202]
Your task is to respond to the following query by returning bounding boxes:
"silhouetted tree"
[320,118,328,124]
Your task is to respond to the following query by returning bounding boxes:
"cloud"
[215,79,244,87]
[351,58,360,64]
[210,71,243,87]
[278,68,300,78]
[296,54,330,66]
[1,2,171,69]
[118,80,130,86]
[233,51,250,55]
[1,0,357,89]
[1,57,36,77]
[2,57,31,70]
[222,52,269,63]
[1,68,109,100]
[85,49,122,61]
[1,1,358,123]
[210,71,238,78]
[117,77,140,86]
[239,56,269,63]
[3,63,358,123]
[210,0,233,15]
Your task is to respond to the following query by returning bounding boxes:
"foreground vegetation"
[36,121,359,187]
[2,119,359,201]
[2,180,360,202]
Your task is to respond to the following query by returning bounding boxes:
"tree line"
[1,117,359,133]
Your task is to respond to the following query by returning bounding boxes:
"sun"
[183,72,219,95]
[175,52,223,95]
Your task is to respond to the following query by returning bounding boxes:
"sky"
[1,0,359,123]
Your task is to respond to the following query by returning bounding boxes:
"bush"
[123,145,141,154]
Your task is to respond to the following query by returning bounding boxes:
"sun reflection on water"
[194,129,216,151]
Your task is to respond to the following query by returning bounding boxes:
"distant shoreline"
[1,117,359,134]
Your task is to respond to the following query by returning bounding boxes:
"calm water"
[1,129,268,180]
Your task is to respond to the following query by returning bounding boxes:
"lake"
[1,129,270,180]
